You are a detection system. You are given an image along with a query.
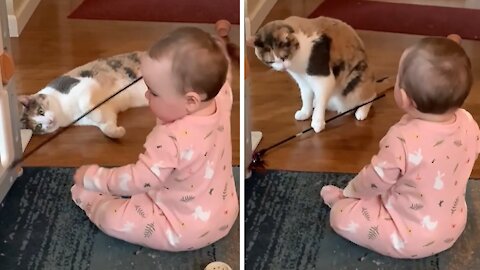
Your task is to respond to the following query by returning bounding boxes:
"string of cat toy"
[8,76,144,170]
[249,77,394,173]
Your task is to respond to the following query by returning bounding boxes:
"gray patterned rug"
[245,170,480,270]
[0,167,239,270]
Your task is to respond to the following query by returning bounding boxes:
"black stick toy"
[249,77,393,173]
[8,76,143,170]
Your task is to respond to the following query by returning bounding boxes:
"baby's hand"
[73,165,91,187]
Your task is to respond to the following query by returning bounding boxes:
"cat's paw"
[295,109,312,121]
[109,126,126,138]
[355,105,371,121]
[102,124,126,138]
[311,120,326,133]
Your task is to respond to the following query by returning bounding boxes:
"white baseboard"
[7,0,41,37]
[246,0,278,37]
[251,131,262,152]
[245,131,263,179]
[20,129,32,153]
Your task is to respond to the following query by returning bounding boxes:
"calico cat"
[18,51,148,138]
[249,16,377,132]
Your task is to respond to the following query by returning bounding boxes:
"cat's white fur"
[25,31,235,138]
[269,31,374,132]
[36,76,147,138]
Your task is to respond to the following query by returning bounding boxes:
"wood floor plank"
[10,0,240,167]
[247,0,480,178]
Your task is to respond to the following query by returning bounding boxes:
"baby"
[71,27,238,252]
[321,35,479,259]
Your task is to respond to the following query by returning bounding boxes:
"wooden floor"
[9,0,240,167]
[247,0,480,178]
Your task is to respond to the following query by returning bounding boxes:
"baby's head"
[141,27,229,123]
[395,36,473,116]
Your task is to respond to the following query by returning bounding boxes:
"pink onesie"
[71,82,238,251]
[323,109,480,258]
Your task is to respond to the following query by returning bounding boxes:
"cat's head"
[18,94,59,134]
[248,21,299,71]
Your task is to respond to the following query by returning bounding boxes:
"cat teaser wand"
[8,77,143,170]
[8,25,240,171]
[249,77,394,173]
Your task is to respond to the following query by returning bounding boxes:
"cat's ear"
[19,117,27,129]
[280,31,290,41]
[246,36,256,48]
[18,95,30,107]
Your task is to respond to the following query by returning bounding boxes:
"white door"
[245,0,278,37]
[0,2,23,204]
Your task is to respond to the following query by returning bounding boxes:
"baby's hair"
[148,27,229,100]
[398,37,473,114]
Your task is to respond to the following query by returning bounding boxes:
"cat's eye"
[35,123,42,131]
[38,108,44,115]
[279,41,291,48]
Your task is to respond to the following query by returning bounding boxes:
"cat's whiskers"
[10,76,144,169]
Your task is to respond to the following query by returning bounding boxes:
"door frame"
[0,0,24,204]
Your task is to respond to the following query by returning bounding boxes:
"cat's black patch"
[79,70,93,77]
[48,76,80,94]
[306,35,331,76]
[276,39,292,50]
[19,117,28,129]
[342,75,362,96]
[353,60,368,73]
[20,97,44,133]
[332,61,345,78]
[254,39,264,48]
[107,59,122,71]
[128,53,141,64]
[264,34,275,49]
[123,67,137,79]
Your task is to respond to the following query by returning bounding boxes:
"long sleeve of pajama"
[70,82,239,252]
[80,128,178,197]
[322,109,480,259]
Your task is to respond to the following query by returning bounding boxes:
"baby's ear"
[447,34,462,44]
[246,36,256,48]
